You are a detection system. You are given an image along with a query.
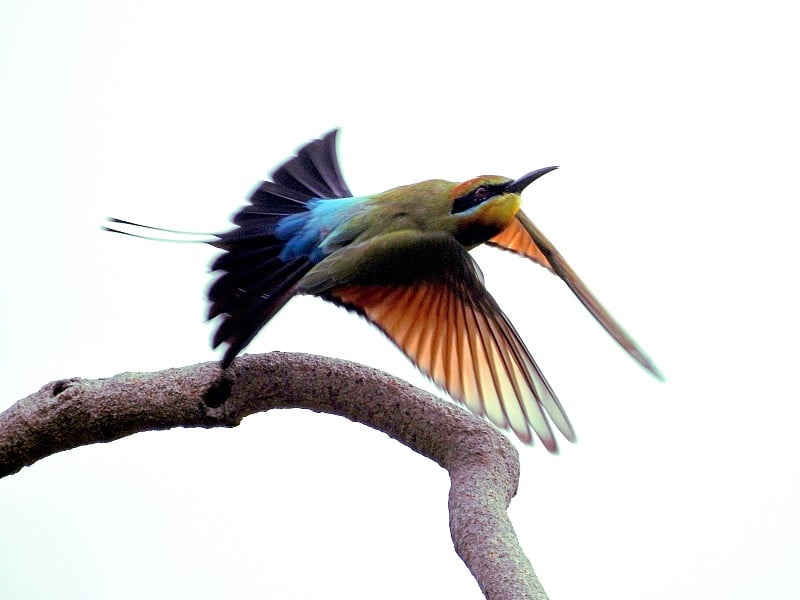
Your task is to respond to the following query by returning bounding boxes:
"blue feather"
[275,197,364,263]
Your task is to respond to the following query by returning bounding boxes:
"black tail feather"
[249,180,312,205]
[214,258,313,368]
[208,131,353,366]
[270,130,352,200]
[106,130,353,368]
[209,242,285,272]
[210,256,310,338]
[300,132,352,198]
[207,245,295,320]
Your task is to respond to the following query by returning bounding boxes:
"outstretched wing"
[299,230,576,452]
[487,215,555,271]
[489,210,662,379]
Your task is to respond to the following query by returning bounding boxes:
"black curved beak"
[506,166,559,194]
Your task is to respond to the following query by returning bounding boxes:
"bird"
[106,129,662,452]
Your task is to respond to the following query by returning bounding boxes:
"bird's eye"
[451,184,498,214]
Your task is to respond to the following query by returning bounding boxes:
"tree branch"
[0,352,549,600]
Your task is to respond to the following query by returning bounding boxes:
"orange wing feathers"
[507,211,664,380]
[488,215,555,271]
[327,274,576,451]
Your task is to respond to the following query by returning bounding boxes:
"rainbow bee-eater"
[107,130,661,452]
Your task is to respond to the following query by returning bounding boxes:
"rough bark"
[0,351,549,600]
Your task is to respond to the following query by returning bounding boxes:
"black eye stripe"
[451,183,507,214]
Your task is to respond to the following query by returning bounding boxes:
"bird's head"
[450,166,558,247]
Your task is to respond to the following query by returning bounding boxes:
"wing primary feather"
[367,287,399,321]
[456,291,480,407]
[441,289,458,401]
[414,287,439,376]
[515,339,575,441]
[375,287,413,338]
[480,319,516,433]
[515,211,664,380]
[416,285,439,362]
[426,287,447,388]
[423,284,446,384]
[492,310,575,443]
[390,287,419,349]
[449,286,469,403]
[399,287,428,348]
[430,285,451,386]
[398,285,434,359]
[463,299,491,419]
[480,312,540,445]
[464,298,512,432]
[474,301,544,445]
[445,287,466,404]
[449,289,468,404]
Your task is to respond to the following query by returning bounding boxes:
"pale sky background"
[1,2,798,599]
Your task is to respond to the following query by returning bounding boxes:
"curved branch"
[0,352,548,600]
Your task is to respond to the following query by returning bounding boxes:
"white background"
[1,1,798,599]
